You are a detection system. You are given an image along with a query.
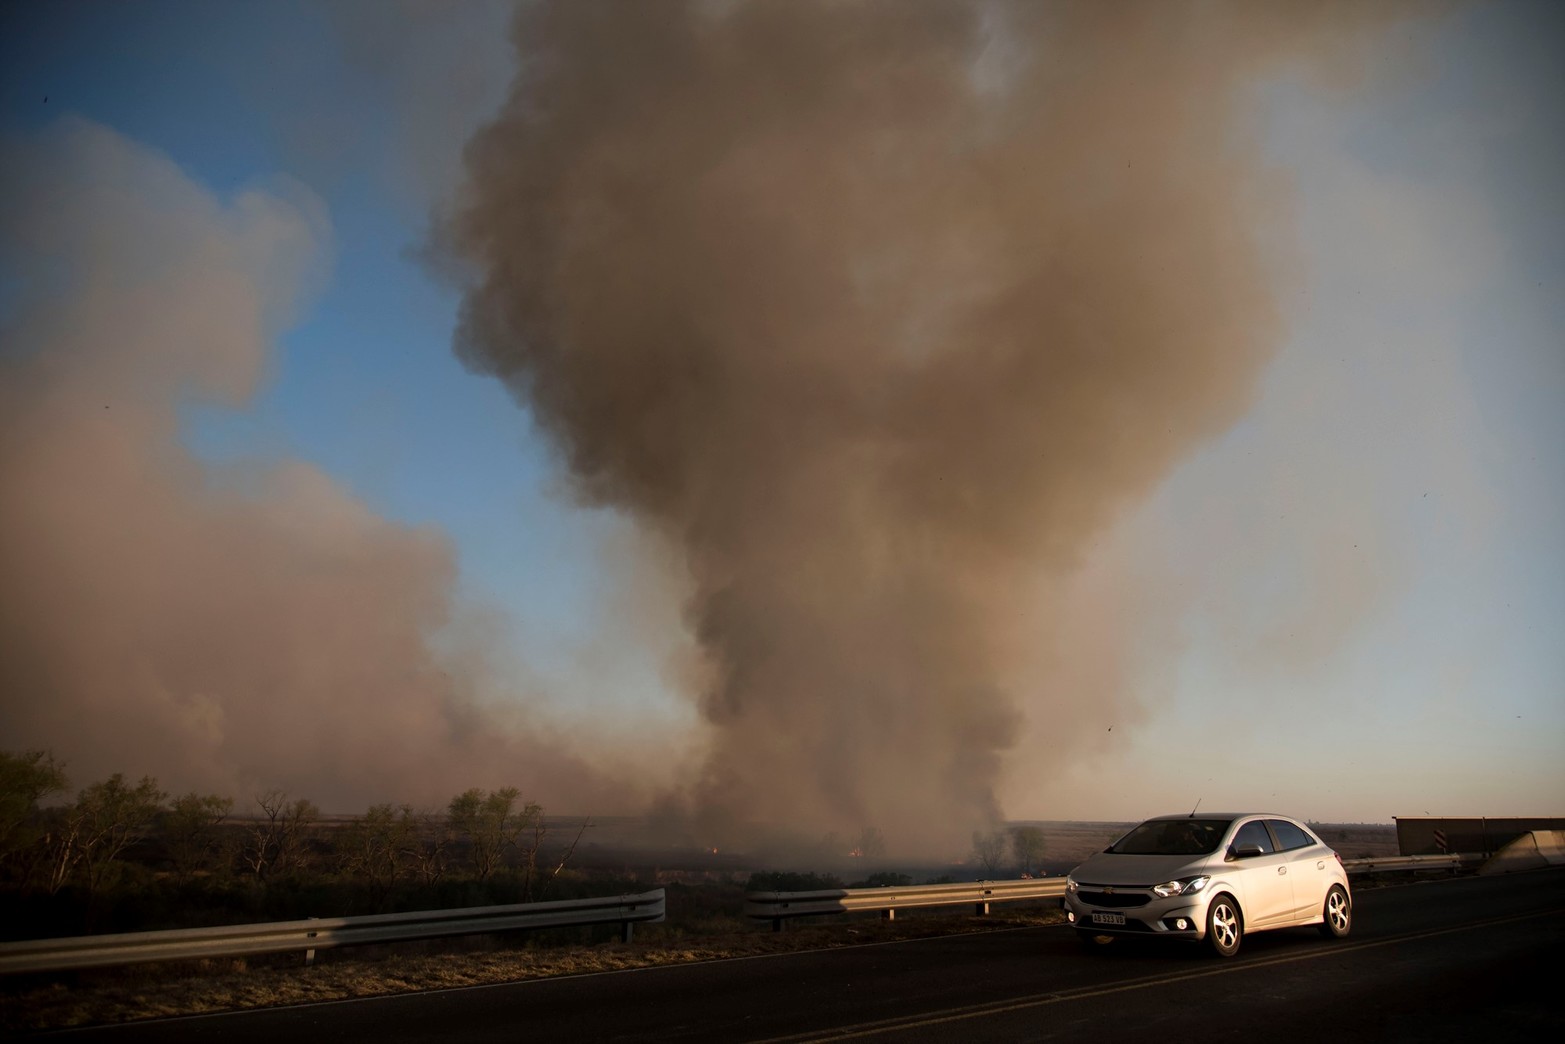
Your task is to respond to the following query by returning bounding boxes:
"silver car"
[1063,813,1352,957]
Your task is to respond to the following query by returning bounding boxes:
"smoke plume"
[0,119,618,813]
[442,1,1427,852]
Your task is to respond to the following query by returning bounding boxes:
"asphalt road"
[42,868,1564,1042]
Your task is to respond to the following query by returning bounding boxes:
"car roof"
[1140,812,1297,822]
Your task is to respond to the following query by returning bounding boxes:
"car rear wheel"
[1206,895,1242,957]
[1318,885,1351,938]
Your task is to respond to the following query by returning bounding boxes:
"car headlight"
[1152,875,1209,898]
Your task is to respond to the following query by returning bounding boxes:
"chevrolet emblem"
[1104,886,1115,895]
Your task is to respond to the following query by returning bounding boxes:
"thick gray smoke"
[442,1,1430,853]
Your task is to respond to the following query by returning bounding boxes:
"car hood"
[1071,852,1213,886]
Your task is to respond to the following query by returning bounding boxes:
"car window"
[1268,819,1314,852]
[1109,819,1231,855]
[1231,820,1274,854]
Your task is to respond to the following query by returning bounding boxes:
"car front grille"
[1078,890,1150,908]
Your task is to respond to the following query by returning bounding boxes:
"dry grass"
[1,908,1066,1033]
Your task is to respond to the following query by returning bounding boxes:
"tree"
[447,787,536,883]
[972,829,1008,878]
[1011,825,1046,877]
[339,803,418,905]
[408,809,450,887]
[46,774,167,897]
[0,749,68,883]
[162,792,234,886]
[511,807,585,902]
[243,790,318,881]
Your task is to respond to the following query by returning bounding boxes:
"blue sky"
[3,0,648,703]
[1,1,1559,833]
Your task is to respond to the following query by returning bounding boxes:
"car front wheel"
[1206,895,1242,957]
[1318,885,1351,939]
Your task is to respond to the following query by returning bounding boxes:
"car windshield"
[1109,818,1232,855]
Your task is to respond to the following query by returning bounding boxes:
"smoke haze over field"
[6,1,1555,847]
[441,0,1433,850]
[0,121,621,813]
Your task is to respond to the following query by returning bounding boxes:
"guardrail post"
[883,908,896,921]
[975,901,990,916]
[772,917,783,933]
[621,921,634,944]
[304,917,318,968]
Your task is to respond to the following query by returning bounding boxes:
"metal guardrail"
[748,854,1483,930]
[1341,853,1472,874]
[746,879,1067,931]
[0,853,1486,973]
[0,889,666,975]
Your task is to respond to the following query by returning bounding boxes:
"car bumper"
[1062,893,1206,939]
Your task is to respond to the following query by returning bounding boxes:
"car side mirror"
[1227,842,1265,861]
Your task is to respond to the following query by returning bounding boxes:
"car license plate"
[1091,912,1125,926]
